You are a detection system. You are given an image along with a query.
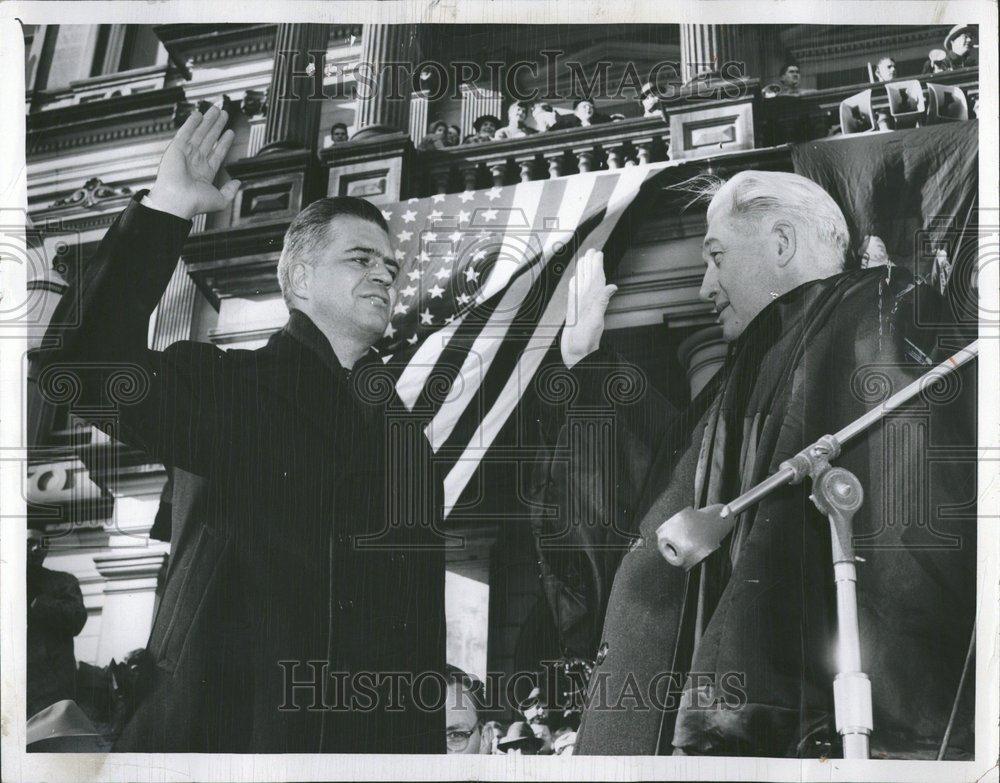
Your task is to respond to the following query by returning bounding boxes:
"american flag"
[377,161,675,516]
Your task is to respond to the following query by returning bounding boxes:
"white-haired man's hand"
[561,249,618,369]
[143,105,242,220]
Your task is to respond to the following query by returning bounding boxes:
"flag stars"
[407,269,422,281]
[449,230,464,243]
[427,283,445,299]
[383,322,396,338]
[428,210,443,221]
[482,208,498,222]
[423,232,438,242]
[465,267,480,283]
[472,249,488,262]
[434,267,451,281]
[381,210,392,220]
[458,210,471,223]
[417,250,431,263]
[402,210,417,223]
[420,308,434,325]
[407,333,419,345]
[397,230,413,242]
[444,315,455,325]
[457,293,471,305]
[459,190,475,203]
[393,301,410,316]
[486,187,503,201]
[401,284,418,298]
[432,193,446,203]
[394,249,406,260]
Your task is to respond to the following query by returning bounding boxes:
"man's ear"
[772,221,797,268]
[288,260,311,301]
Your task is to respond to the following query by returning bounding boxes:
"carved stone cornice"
[47,178,133,211]
[27,86,185,156]
[791,27,943,62]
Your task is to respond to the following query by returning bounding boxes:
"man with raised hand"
[39,106,446,753]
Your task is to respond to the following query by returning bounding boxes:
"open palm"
[147,105,241,220]
[561,249,618,368]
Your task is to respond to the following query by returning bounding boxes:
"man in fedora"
[924,24,976,72]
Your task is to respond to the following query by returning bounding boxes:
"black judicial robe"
[37,194,446,753]
[547,269,976,758]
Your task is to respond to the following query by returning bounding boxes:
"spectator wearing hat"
[418,120,449,150]
[27,528,87,720]
[874,57,897,82]
[493,102,537,140]
[496,721,543,755]
[924,24,976,72]
[532,102,560,132]
[640,82,664,118]
[465,113,501,144]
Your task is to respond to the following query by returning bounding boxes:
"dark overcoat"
[540,270,976,758]
[39,194,447,753]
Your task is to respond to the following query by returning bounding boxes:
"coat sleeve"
[36,194,249,480]
[30,571,87,637]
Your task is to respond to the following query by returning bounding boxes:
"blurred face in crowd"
[331,125,349,143]
[293,216,397,344]
[951,32,973,56]
[27,529,47,569]
[478,119,497,138]
[699,200,794,342]
[533,104,557,130]
[446,682,482,754]
[432,123,448,141]
[781,65,801,87]
[446,125,461,146]
[876,58,896,81]
[529,722,553,754]
[508,103,526,124]
[575,100,595,122]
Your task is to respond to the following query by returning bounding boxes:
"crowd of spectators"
[323,24,977,150]
[446,660,591,756]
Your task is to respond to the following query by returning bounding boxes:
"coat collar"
[276,309,382,376]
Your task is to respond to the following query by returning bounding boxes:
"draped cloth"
[564,268,976,757]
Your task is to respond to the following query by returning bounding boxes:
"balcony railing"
[413,90,760,196]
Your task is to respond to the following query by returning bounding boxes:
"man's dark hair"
[780,62,800,75]
[330,121,348,134]
[276,197,389,306]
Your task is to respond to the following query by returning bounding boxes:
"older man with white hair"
[546,170,975,758]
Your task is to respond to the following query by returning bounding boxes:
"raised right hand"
[145,105,241,220]
[560,248,617,368]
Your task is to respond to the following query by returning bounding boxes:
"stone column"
[679,24,782,84]
[92,550,167,665]
[677,326,727,398]
[150,260,198,351]
[460,83,503,137]
[353,24,420,139]
[409,89,431,145]
[259,24,330,154]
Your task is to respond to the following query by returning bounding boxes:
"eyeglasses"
[446,725,480,751]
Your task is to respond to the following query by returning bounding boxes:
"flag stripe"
[440,165,661,515]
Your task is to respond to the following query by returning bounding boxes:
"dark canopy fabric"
[791,120,978,277]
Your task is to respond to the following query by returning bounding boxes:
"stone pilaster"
[460,83,503,137]
[677,325,727,398]
[353,24,420,139]
[259,24,330,154]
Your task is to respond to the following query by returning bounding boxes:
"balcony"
[409,89,759,197]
